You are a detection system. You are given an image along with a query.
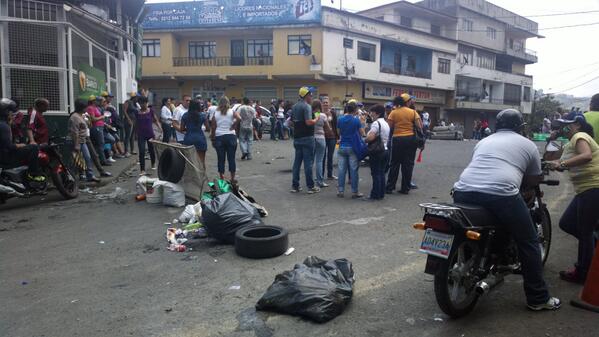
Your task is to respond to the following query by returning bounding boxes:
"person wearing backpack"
[365,104,390,200]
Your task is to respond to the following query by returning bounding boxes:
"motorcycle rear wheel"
[50,167,79,199]
[434,240,480,318]
[536,206,552,265]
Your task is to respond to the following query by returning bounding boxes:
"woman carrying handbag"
[365,104,390,200]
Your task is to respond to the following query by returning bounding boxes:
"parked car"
[231,104,272,133]
[430,125,464,140]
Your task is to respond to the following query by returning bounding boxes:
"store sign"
[143,0,321,29]
[78,64,106,99]
[363,83,445,104]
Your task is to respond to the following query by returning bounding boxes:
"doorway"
[231,40,245,66]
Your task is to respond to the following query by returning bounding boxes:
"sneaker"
[307,187,321,194]
[410,182,419,190]
[124,152,131,158]
[527,297,561,311]
[559,267,586,284]
[87,176,101,183]
[328,175,338,180]
[290,187,302,193]
[352,192,364,199]
[337,192,344,198]
[139,171,146,176]
[107,157,116,163]
[398,190,410,195]
[100,171,112,177]
[151,166,157,170]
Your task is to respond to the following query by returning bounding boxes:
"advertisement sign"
[363,82,445,104]
[143,0,321,29]
[77,64,106,99]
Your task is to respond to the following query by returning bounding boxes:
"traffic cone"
[571,244,599,313]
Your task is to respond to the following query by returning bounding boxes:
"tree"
[527,93,562,133]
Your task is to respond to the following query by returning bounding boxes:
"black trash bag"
[201,192,263,244]
[256,256,355,323]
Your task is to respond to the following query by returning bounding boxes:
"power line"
[552,75,599,94]
[535,61,599,77]
[547,67,599,90]
[522,9,599,18]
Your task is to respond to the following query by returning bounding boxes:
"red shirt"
[28,110,49,144]
[86,106,104,128]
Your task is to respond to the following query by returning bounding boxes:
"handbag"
[367,121,385,157]
[413,110,426,148]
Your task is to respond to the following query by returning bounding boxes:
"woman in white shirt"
[365,104,390,200]
[160,97,173,143]
[210,96,241,181]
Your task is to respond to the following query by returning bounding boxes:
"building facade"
[419,0,540,136]
[0,0,143,126]
[141,1,457,125]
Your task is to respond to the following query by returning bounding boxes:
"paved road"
[1,139,596,337]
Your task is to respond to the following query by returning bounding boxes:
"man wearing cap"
[290,86,319,194]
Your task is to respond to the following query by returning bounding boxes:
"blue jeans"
[90,126,106,164]
[369,150,389,199]
[292,136,315,189]
[124,118,135,153]
[324,138,336,178]
[276,118,285,140]
[214,134,237,174]
[239,128,253,157]
[337,146,359,194]
[80,143,94,179]
[314,138,326,186]
[559,188,599,278]
[453,191,550,306]
[161,122,172,143]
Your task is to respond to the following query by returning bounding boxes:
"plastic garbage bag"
[146,180,163,204]
[135,176,157,196]
[159,181,186,207]
[256,256,355,323]
[201,192,262,244]
[179,202,202,224]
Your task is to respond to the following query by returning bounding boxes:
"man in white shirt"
[172,95,191,143]
[238,97,256,160]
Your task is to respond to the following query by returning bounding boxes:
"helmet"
[0,98,18,114]
[496,109,525,132]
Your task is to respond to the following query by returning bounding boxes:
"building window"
[400,16,412,28]
[486,27,497,40]
[523,86,531,102]
[357,42,376,62]
[431,24,441,36]
[504,84,522,105]
[142,39,160,57]
[476,49,496,70]
[458,45,473,65]
[343,38,354,49]
[288,35,311,55]
[189,41,216,59]
[247,39,272,58]
[438,58,451,74]
[462,19,473,32]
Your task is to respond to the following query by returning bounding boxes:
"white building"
[418,0,541,136]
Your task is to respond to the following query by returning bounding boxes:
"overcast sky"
[145,0,599,97]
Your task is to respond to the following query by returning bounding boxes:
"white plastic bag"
[146,180,164,204]
[178,201,203,224]
[161,182,186,207]
[135,176,157,196]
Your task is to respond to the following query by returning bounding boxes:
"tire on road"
[50,167,79,199]
[158,147,185,183]
[235,225,289,259]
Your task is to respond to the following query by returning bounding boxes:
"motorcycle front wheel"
[536,206,552,265]
[434,240,481,318]
[50,167,79,199]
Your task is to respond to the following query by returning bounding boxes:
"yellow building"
[141,1,457,114]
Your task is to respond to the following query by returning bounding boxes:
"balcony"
[380,67,432,79]
[455,96,521,111]
[506,47,538,64]
[173,57,273,67]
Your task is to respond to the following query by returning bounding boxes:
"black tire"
[158,147,185,183]
[434,240,480,318]
[538,206,552,265]
[50,167,79,199]
[235,225,289,259]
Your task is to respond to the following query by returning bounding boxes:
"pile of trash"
[165,201,207,252]
[135,176,185,207]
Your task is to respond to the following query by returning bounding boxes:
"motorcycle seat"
[453,203,498,227]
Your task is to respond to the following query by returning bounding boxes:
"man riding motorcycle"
[452,109,560,311]
[0,98,45,182]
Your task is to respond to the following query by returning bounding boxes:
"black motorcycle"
[414,156,560,318]
[0,137,79,203]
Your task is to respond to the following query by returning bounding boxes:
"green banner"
[77,64,106,99]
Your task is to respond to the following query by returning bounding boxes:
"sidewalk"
[79,154,138,189]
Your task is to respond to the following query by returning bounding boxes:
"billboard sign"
[143,0,321,29]
[77,64,107,99]
[363,82,446,104]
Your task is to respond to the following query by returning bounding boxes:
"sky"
[145,0,599,97]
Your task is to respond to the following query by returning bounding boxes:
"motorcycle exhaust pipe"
[475,274,504,295]
[0,184,23,197]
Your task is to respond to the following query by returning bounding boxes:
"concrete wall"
[457,9,505,53]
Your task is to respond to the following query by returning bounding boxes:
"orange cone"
[571,244,599,313]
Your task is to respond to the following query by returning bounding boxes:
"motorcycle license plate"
[419,230,454,259]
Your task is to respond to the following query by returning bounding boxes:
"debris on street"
[256,256,355,323]
[202,192,263,244]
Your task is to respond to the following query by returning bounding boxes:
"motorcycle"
[414,142,562,318]
[0,137,79,203]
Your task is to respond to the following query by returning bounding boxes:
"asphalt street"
[1,139,597,337]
